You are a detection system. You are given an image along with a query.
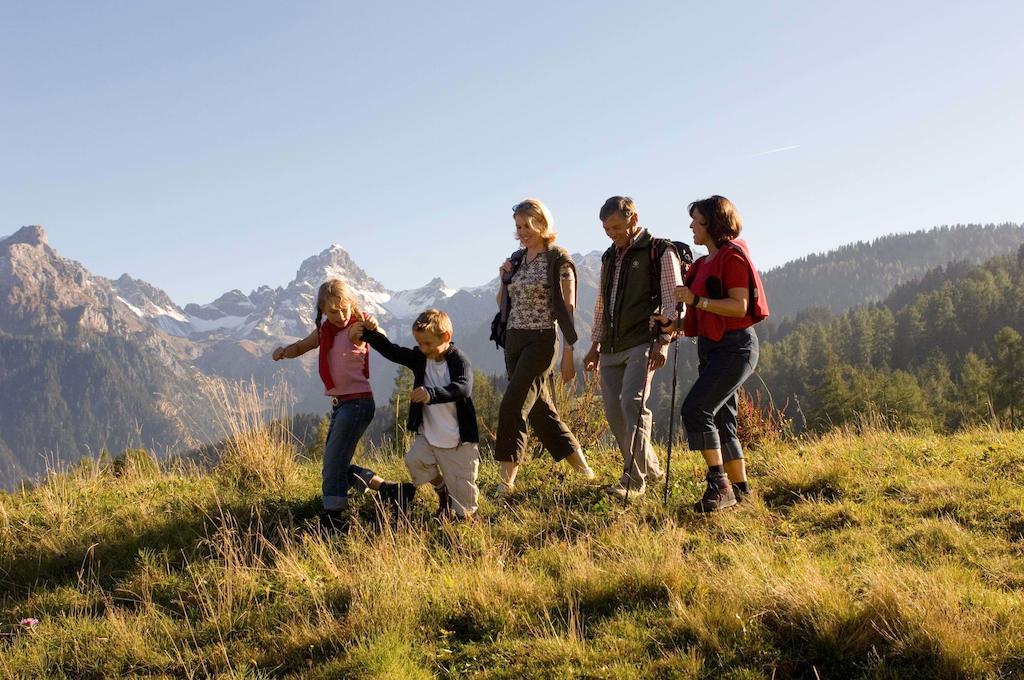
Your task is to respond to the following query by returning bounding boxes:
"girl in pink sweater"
[273,279,413,530]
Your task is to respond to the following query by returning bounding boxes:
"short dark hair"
[688,195,742,244]
[599,196,637,222]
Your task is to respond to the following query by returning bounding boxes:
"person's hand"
[272,346,286,361]
[560,349,576,384]
[348,322,364,344]
[499,258,513,278]
[648,343,669,370]
[410,386,431,404]
[583,346,600,372]
[675,285,696,305]
[363,315,379,332]
[651,314,674,334]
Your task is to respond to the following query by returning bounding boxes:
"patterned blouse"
[507,251,574,330]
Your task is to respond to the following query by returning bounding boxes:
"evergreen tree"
[992,327,1024,427]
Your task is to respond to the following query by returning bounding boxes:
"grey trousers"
[599,342,663,489]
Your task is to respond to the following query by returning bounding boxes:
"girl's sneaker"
[379,482,416,515]
[319,509,351,534]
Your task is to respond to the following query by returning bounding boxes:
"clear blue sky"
[3,1,1022,304]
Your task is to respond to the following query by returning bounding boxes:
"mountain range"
[1,222,1021,487]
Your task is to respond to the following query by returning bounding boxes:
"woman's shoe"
[693,472,736,513]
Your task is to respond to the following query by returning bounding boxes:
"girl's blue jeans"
[322,397,377,511]
[681,327,759,463]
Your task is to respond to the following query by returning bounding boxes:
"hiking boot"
[318,508,351,534]
[693,472,736,513]
[733,482,752,504]
[379,481,416,515]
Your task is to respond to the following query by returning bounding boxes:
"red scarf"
[318,315,368,391]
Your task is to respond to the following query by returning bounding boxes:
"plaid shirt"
[591,230,683,344]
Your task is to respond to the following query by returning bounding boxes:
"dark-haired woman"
[670,196,769,512]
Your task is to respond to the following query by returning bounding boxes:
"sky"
[3,1,1023,304]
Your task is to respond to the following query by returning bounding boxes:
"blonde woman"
[493,199,595,495]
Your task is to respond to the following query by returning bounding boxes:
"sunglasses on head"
[512,201,537,214]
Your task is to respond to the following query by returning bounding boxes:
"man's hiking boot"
[318,508,351,534]
[733,481,752,504]
[608,482,646,501]
[693,471,736,513]
[379,482,416,515]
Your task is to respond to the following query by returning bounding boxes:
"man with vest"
[583,196,684,499]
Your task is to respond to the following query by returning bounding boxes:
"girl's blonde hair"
[513,198,557,247]
[315,278,361,329]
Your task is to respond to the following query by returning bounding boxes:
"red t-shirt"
[688,247,754,337]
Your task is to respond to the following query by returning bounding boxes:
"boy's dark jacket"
[361,328,479,444]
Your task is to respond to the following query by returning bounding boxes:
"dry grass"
[1,409,1022,678]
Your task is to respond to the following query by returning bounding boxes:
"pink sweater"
[324,331,372,397]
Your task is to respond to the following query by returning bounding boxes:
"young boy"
[351,309,481,520]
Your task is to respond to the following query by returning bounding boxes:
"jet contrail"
[752,144,800,156]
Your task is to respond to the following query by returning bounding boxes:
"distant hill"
[761,223,1024,322]
[756,245,1024,431]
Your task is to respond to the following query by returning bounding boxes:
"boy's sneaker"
[693,472,736,513]
[318,508,350,534]
[434,485,453,519]
[379,482,416,515]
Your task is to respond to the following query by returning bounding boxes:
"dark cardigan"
[362,328,480,444]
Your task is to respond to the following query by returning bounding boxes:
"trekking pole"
[623,331,659,508]
[663,303,684,506]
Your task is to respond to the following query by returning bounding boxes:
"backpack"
[647,238,694,313]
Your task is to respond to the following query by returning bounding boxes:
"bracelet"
[698,297,710,310]
[693,296,702,309]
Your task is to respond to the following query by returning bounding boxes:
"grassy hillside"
[1,424,1022,678]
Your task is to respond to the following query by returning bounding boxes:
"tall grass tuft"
[196,375,303,494]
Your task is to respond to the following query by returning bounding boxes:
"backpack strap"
[647,237,681,314]
[499,249,528,322]
[720,241,759,318]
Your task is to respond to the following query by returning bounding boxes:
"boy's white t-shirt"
[421,357,461,448]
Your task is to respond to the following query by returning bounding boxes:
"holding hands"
[272,346,287,361]
[348,316,379,344]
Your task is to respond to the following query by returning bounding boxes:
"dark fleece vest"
[599,230,660,353]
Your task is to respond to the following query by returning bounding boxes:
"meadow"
[1,413,1022,678]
